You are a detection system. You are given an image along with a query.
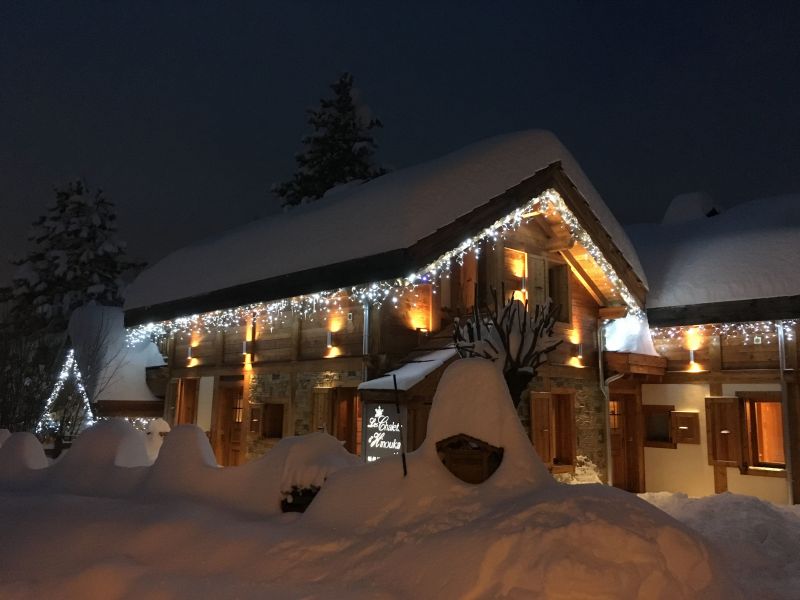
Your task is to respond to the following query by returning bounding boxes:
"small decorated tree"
[274,72,385,207]
[454,289,562,407]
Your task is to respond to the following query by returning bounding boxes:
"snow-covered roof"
[626,195,800,309]
[125,130,645,314]
[358,347,457,391]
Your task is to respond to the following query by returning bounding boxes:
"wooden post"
[709,334,722,372]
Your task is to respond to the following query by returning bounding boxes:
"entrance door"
[175,378,199,425]
[214,385,245,466]
[333,388,357,453]
[609,390,644,492]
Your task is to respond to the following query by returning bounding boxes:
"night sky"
[2,2,799,286]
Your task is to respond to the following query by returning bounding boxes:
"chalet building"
[124,130,648,477]
[625,196,800,504]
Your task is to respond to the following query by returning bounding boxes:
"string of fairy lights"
[125,188,645,346]
[36,348,96,435]
[650,320,797,346]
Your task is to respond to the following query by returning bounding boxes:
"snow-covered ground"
[1,361,796,598]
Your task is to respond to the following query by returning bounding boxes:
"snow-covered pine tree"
[274,72,386,207]
[0,180,140,334]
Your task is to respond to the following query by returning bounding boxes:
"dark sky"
[2,2,799,286]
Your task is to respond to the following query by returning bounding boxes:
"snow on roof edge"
[359,348,458,391]
[125,130,646,314]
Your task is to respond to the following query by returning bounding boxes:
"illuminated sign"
[363,403,404,462]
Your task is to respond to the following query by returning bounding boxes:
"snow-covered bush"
[454,292,561,406]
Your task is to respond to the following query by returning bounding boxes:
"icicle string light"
[126,189,644,345]
[651,320,797,347]
[36,348,95,435]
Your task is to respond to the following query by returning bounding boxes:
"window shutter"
[527,255,547,306]
[705,396,743,466]
[552,392,577,466]
[530,392,555,465]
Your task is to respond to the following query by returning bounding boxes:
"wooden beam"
[599,306,628,320]
[713,465,728,493]
[549,168,648,308]
[545,235,575,252]
[647,295,800,327]
[663,370,795,385]
[560,250,607,306]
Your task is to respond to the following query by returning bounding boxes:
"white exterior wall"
[642,383,714,497]
[642,381,790,504]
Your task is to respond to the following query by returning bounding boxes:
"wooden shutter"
[705,396,743,466]
[547,263,571,323]
[552,391,577,467]
[527,255,547,306]
[311,388,333,433]
[530,392,555,465]
[264,403,284,439]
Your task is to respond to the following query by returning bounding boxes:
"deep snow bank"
[643,491,800,600]
[304,359,736,598]
[0,360,739,598]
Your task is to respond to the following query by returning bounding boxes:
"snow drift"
[0,360,738,598]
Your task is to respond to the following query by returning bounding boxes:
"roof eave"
[647,295,800,327]
[125,162,643,327]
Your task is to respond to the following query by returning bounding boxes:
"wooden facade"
[135,183,637,471]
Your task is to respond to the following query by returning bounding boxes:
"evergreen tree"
[0,180,140,334]
[274,73,386,207]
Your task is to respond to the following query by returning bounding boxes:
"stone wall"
[248,367,362,457]
[521,374,608,483]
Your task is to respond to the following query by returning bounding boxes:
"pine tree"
[274,73,386,207]
[0,179,140,334]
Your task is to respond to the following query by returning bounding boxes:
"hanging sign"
[363,403,403,462]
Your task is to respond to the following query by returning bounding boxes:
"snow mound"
[0,429,10,447]
[643,491,800,599]
[144,428,360,515]
[48,420,149,496]
[144,418,170,462]
[662,192,722,224]
[421,357,551,488]
[0,432,48,475]
[303,360,735,597]
[263,432,361,493]
[142,425,219,499]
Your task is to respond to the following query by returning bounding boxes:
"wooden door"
[609,391,645,492]
[175,378,199,425]
[333,388,357,453]
[609,397,628,490]
[530,392,555,465]
[214,386,245,466]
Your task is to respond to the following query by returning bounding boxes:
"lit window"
[745,396,785,468]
